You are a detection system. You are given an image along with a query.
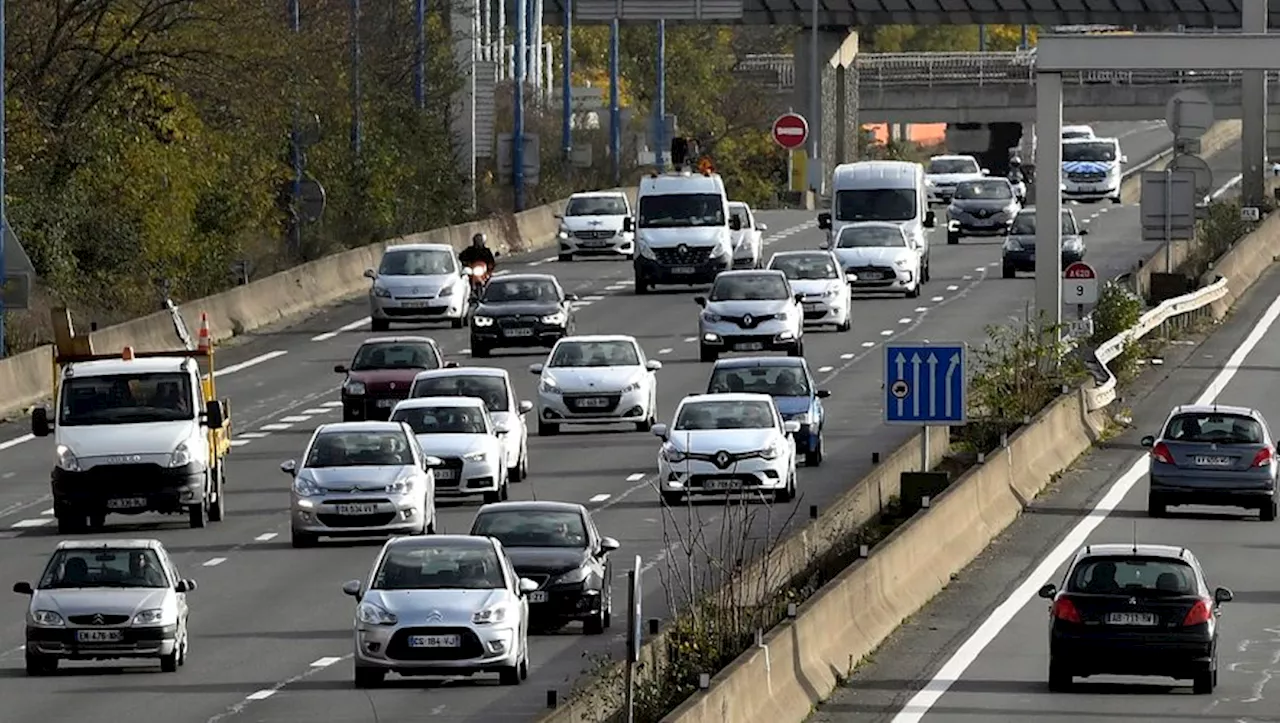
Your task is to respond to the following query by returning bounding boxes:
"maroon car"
[334,336,454,421]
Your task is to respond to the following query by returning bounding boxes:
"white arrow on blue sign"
[883,342,968,425]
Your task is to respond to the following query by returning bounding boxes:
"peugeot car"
[469,274,578,357]
[766,250,852,332]
[366,244,470,331]
[728,201,767,269]
[707,357,830,466]
[530,335,661,435]
[925,154,986,205]
[696,270,804,362]
[826,222,923,298]
[335,337,449,421]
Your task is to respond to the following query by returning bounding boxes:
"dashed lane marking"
[238,432,270,439]
[626,472,646,482]
[229,440,251,447]
[310,317,371,342]
[658,348,673,355]
[279,415,312,423]
[214,350,288,377]
[683,336,697,343]
[898,318,912,324]
[203,558,227,567]
[946,285,959,291]
[880,330,894,336]
[589,494,611,503]
[931,296,944,302]
[41,508,53,516]
[842,352,856,359]
[259,423,293,431]
[321,401,344,408]
[0,434,34,451]
[311,656,343,667]
[818,366,834,373]
[254,533,279,542]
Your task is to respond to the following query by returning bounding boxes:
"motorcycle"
[464,261,493,299]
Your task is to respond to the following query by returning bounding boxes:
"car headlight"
[893,257,910,268]
[463,451,487,462]
[372,286,391,298]
[132,608,168,626]
[554,566,591,585]
[660,444,687,463]
[638,243,657,260]
[558,227,570,239]
[821,287,839,298]
[344,380,366,395]
[30,610,64,627]
[168,442,192,468]
[56,444,80,472]
[357,602,397,626]
[473,604,510,625]
[947,205,960,216]
[760,441,782,460]
[439,284,454,297]
[711,244,731,259]
[473,315,495,327]
[1003,238,1022,251]
[539,376,559,394]
[386,475,416,494]
[925,178,935,187]
[293,476,321,496]
[792,413,811,425]
[620,374,645,394]
[702,311,723,323]
[541,311,567,325]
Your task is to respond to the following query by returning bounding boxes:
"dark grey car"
[1142,404,1278,520]
[946,178,1021,245]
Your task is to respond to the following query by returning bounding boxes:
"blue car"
[705,356,830,466]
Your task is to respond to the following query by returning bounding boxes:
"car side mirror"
[694,296,707,307]
[493,422,510,435]
[1120,155,1128,164]
[565,293,579,302]
[817,212,831,230]
[519,400,534,414]
[819,241,830,250]
[1079,228,1089,235]
[423,455,444,467]
[12,581,32,596]
[652,423,669,440]
[729,217,742,231]
[783,420,801,434]
[981,167,990,175]
[31,407,51,437]
[529,363,545,374]
[444,361,459,368]
[342,579,364,599]
[816,389,831,399]
[334,364,348,374]
[1214,587,1234,604]
[757,223,768,232]
[518,578,539,595]
[623,217,634,232]
[645,360,662,371]
[1037,583,1057,599]
[599,537,621,553]
[204,400,224,429]
[363,269,376,279]
[1140,435,1155,447]
[794,293,804,304]
[924,210,937,228]
[175,579,197,593]
[280,459,298,476]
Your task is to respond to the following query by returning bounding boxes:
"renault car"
[530,335,661,435]
[946,177,1021,245]
[766,250,852,332]
[391,397,509,503]
[696,270,804,362]
[469,274,577,357]
[366,243,470,331]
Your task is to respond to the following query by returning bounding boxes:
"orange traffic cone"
[196,313,211,352]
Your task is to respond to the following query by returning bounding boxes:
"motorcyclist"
[459,233,497,272]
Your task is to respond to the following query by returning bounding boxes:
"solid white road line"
[0,434,34,451]
[311,317,371,342]
[11,518,52,528]
[215,350,289,377]
[891,282,1280,722]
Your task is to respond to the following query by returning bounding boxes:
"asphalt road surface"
[0,120,1205,723]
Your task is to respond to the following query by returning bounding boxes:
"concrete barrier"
[0,188,637,420]
[1201,205,1280,317]
[1118,119,1240,207]
[662,391,1105,723]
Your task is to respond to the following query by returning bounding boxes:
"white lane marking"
[914,307,928,313]
[528,259,549,266]
[891,280,1280,722]
[658,348,673,355]
[962,275,973,280]
[245,690,276,701]
[1211,173,1244,200]
[931,296,944,302]
[11,518,52,528]
[683,336,697,343]
[583,295,605,302]
[626,472,646,482]
[898,318,912,324]
[311,317,371,342]
[973,266,985,272]
[280,415,312,423]
[310,656,343,667]
[203,558,227,567]
[946,285,959,291]
[229,440,251,447]
[254,533,278,542]
[818,366,834,373]
[206,653,354,723]
[2,472,13,479]
[861,342,875,348]
[41,508,53,515]
[214,350,288,377]
[302,408,329,414]
[238,432,270,439]
[988,262,999,267]
[460,348,471,355]
[0,434,34,451]
[880,330,894,337]
[589,494,611,503]
[321,401,344,408]
[260,423,293,431]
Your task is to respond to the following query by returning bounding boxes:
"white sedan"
[767,250,852,332]
[390,397,510,503]
[653,393,799,505]
[531,335,661,435]
[824,222,923,298]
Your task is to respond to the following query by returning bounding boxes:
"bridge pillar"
[794,29,858,194]
[1242,0,1268,205]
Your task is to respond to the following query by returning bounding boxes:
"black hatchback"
[1037,543,1233,694]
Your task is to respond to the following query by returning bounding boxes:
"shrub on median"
[1088,282,1144,381]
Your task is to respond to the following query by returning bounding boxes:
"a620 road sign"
[1063,261,1098,305]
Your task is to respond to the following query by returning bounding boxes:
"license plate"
[376,398,399,408]
[504,327,534,337]
[703,478,742,490]
[401,301,431,308]
[734,342,765,351]
[106,497,147,510]
[76,629,123,643]
[408,634,461,648]
[671,266,696,274]
[576,397,610,408]
[857,271,884,280]
[434,468,457,480]
[1105,612,1157,626]
[803,303,823,311]
[580,241,608,248]
[528,591,548,603]
[335,503,379,515]
[1193,455,1232,466]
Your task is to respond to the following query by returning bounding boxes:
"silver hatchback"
[696,270,804,362]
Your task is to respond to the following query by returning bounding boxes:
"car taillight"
[1253,447,1273,467]
[1182,599,1212,626]
[1052,597,1082,623]
[1150,442,1174,465]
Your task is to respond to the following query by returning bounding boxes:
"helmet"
[472,232,486,246]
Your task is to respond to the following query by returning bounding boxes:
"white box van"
[817,161,936,284]
[623,170,738,293]
[1061,136,1126,203]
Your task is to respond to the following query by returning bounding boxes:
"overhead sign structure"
[1165,89,1214,142]
[1063,261,1099,305]
[771,113,809,150]
[884,343,967,426]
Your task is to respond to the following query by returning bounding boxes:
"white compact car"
[825,222,923,298]
[530,335,662,435]
[556,191,634,261]
[390,397,509,503]
[728,201,766,269]
[366,243,470,331]
[697,270,804,362]
[653,393,800,505]
[410,368,533,482]
[766,250,852,332]
[925,154,987,205]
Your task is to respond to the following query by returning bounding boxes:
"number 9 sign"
[1062,262,1098,305]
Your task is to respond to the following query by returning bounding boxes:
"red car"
[334,336,454,421]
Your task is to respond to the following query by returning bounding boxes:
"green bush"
[1089,282,1144,381]
[1181,198,1272,278]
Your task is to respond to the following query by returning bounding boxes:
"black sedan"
[946,178,1021,245]
[468,500,619,634]
[1037,543,1232,694]
[469,273,578,357]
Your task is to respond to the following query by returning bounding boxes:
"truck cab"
[625,169,738,293]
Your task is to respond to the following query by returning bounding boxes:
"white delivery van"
[1061,136,1126,203]
[624,169,738,293]
[818,161,936,284]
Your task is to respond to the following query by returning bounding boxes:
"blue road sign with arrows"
[883,343,967,425]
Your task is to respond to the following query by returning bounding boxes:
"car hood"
[772,396,813,416]
[788,278,842,297]
[636,227,727,247]
[561,215,627,232]
[666,428,778,453]
[474,301,561,317]
[374,273,458,295]
[34,588,170,618]
[365,588,504,625]
[706,299,791,316]
[950,199,1016,212]
[347,368,431,392]
[832,247,913,267]
[61,421,199,460]
[413,433,492,458]
[300,465,407,490]
[1007,233,1084,248]
[927,172,983,185]
[543,367,643,393]
[503,547,591,576]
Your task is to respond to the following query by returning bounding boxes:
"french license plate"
[401,301,430,308]
[803,303,823,311]
[1106,612,1157,626]
[580,241,608,248]
[528,591,548,603]
[505,327,534,337]
[76,629,123,643]
[1194,455,1232,466]
[734,342,765,351]
[671,266,696,275]
[106,497,147,510]
[703,478,742,491]
[376,398,398,408]
[408,634,461,648]
[857,271,884,280]
[576,397,610,408]
[335,503,378,515]
[434,468,457,481]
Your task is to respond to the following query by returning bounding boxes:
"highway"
[0,120,1205,722]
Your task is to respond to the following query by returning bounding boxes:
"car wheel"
[371,318,390,332]
[88,512,107,530]
[1047,658,1072,691]
[775,472,796,503]
[1262,499,1277,521]
[25,651,56,676]
[471,343,491,358]
[1147,493,1167,518]
[537,419,559,436]
[661,490,684,507]
[160,644,179,673]
[510,448,526,483]
[1110,195,1122,204]
[699,343,718,363]
[908,283,922,299]
[787,339,804,358]
[208,465,226,523]
[499,663,523,685]
[451,316,465,329]
[923,261,931,283]
[805,431,824,467]
[55,506,85,535]
[291,530,319,548]
[1192,668,1215,694]
[1002,263,1016,279]
[354,665,386,688]
[837,314,852,332]
[603,581,613,628]
[483,483,504,504]
[635,397,656,432]
[583,601,606,635]
[947,231,960,245]
[188,490,208,529]
[519,645,530,680]
[178,627,188,666]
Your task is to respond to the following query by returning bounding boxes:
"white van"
[817,161,936,284]
[1061,136,1126,203]
[1061,125,1096,140]
[624,170,738,293]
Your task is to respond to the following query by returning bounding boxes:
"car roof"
[314,421,406,434]
[1076,543,1191,561]
[56,539,164,551]
[682,392,775,404]
[929,154,978,161]
[1167,403,1259,418]
[1063,136,1117,144]
[569,191,626,199]
[555,334,638,344]
[414,367,509,380]
[836,221,905,231]
[475,500,587,516]
[394,396,487,409]
[68,357,190,376]
[359,336,439,346]
[488,273,558,284]
[728,200,750,208]
[955,177,1009,187]
[714,269,787,281]
[1017,206,1076,216]
[712,356,807,370]
[770,250,834,260]
[386,534,496,550]
[384,243,453,253]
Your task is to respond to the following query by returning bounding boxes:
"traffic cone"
[196,313,211,353]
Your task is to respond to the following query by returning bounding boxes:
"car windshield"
[350,342,440,371]
[392,405,488,435]
[834,188,916,222]
[1067,556,1197,596]
[709,365,811,396]
[729,205,749,229]
[836,226,907,249]
[1164,412,1264,444]
[771,255,838,280]
[1063,141,1117,162]
[1062,129,1093,139]
[60,372,194,427]
[637,193,726,228]
[305,430,414,467]
[954,180,1012,200]
[928,158,979,174]
[674,400,776,430]
[379,249,454,276]
[1010,211,1079,235]
[372,544,505,590]
[709,275,789,301]
[482,278,559,303]
[550,340,640,367]
[39,548,169,589]
[411,375,510,412]
[566,196,627,216]
[471,510,588,548]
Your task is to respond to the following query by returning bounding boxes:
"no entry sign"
[1063,261,1098,305]
[772,113,809,150]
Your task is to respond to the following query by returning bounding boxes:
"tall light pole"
[513,0,527,209]
[609,18,620,186]
[655,20,666,172]
[561,0,572,163]
[350,0,363,157]
[0,0,7,357]
[288,0,302,258]
[414,0,426,109]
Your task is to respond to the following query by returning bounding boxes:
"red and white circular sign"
[1063,261,1098,304]
[771,113,809,150]
[1063,262,1096,280]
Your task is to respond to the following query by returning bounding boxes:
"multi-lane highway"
[0,119,1211,722]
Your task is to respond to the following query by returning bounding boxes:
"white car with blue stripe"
[1061,137,1126,204]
